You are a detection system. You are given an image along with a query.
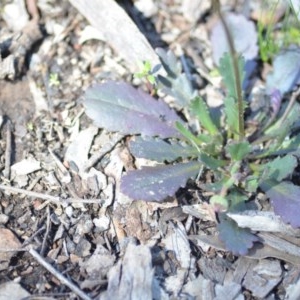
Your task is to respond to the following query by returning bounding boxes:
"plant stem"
[279,86,300,126]
[214,0,245,140]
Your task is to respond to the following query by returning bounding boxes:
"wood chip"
[227,210,300,237]
[190,234,300,265]
[11,157,41,176]
[258,233,300,258]
[69,0,160,72]
[3,0,29,31]
[0,228,22,271]
[182,274,215,300]
[101,243,153,300]
[199,256,227,284]
[0,282,30,300]
[214,282,242,300]
[243,259,282,298]
[181,0,210,23]
[65,126,98,174]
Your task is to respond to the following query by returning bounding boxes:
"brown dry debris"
[0,0,299,299]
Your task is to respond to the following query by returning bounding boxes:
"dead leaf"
[0,282,30,300]
[101,242,153,300]
[0,228,22,271]
[227,210,300,237]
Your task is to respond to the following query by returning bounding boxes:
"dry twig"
[0,184,102,204]
[40,206,51,257]
[29,248,92,300]
[3,120,12,179]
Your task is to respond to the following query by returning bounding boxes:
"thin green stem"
[278,86,300,126]
[214,0,245,140]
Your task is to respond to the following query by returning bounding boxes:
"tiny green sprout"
[27,122,34,131]
[258,0,300,62]
[134,61,156,85]
[49,73,60,87]
[209,68,220,77]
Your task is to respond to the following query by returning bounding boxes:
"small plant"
[134,60,156,85]
[258,0,300,62]
[49,73,60,87]
[82,8,300,255]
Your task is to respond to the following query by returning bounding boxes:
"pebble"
[0,214,9,224]
[65,206,73,218]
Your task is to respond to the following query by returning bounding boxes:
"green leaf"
[219,52,245,100]
[227,190,248,211]
[264,102,300,145]
[190,96,219,135]
[262,155,297,182]
[158,74,196,108]
[129,137,199,163]
[210,195,229,211]
[219,53,245,136]
[156,48,195,108]
[197,134,213,144]
[199,153,226,170]
[264,134,300,157]
[223,96,239,134]
[120,161,201,201]
[156,48,180,78]
[244,175,259,193]
[175,122,204,148]
[217,213,258,255]
[278,134,300,156]
[260,180,300,228]
[226,141,251,161]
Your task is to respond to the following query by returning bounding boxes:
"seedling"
[258,0,300,62]
[82,7,300,255]
[134,60,156,85]
[49,73,60,87]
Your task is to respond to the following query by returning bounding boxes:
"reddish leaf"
[217,213,258,255]
[120,161,200,201]
[260,180,300,228]
[129,137,198,162]
[83,81,182,138]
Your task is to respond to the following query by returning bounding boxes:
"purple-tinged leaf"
[83,81,182,138]
[156,48,181,78]
[269,89,282,118]
[210,13,258,66]
[157,73,195,108]
[217,213,258,255]
[156,48,195,108]
[129,137,198,163]
[260,181,300,228]
[120,161,201,201]
[266,46,300,95]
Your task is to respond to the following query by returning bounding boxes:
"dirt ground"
[0,0,300,299]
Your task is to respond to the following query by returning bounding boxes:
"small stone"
[0,214,9,224]
[75,238,91,257]
[93,215,110,231]
[76,215,93,236]
[57,255,69,264]
[65,206,73,218]
[134,0,158,17]
[11,158,41,176]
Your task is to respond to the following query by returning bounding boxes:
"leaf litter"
[0,0,299,299]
